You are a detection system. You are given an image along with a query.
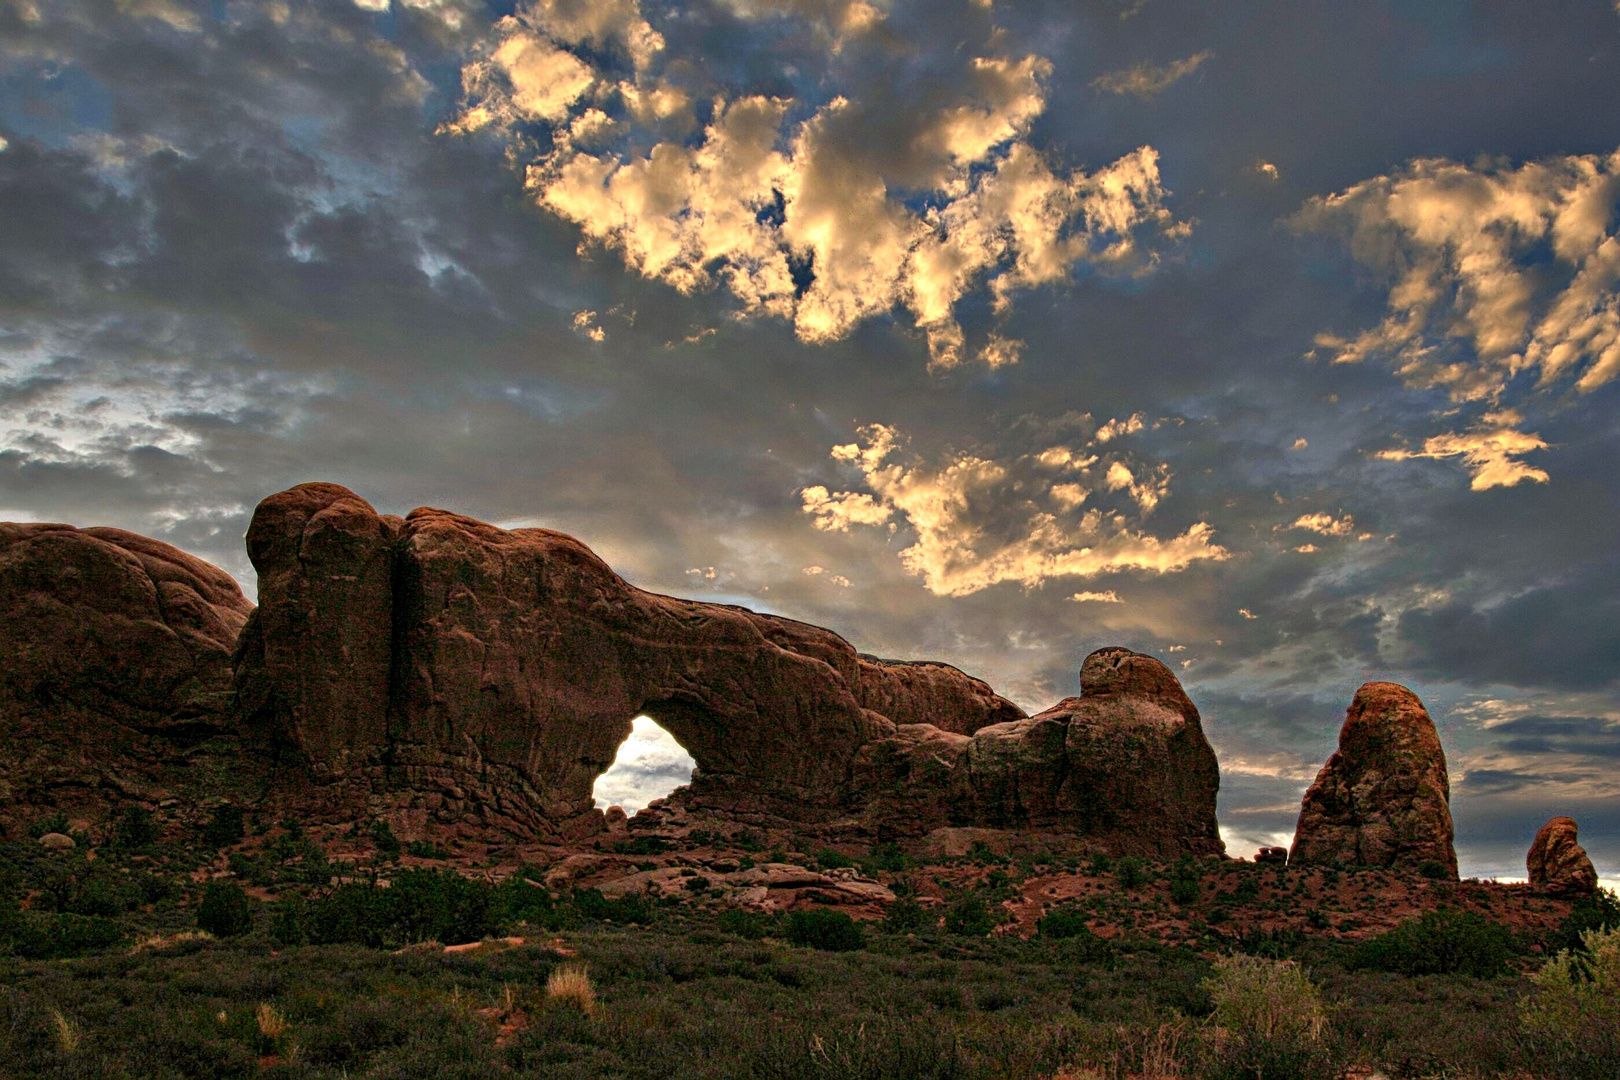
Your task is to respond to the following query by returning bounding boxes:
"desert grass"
[545,963,597,1015]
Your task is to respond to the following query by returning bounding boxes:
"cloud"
[802,564,852,586]
[1374,411,1550,490]
[799,422,1227,596]
[1288,511,1354,536]
[592,715,695,813]
[449,3,1184,370]
[1069,590,1121,603]
[1297,147,1620,484]
[1091,50,1213,99]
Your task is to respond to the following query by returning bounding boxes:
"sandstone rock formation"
[0,523,254,821]
[1289,682,1457,877]
[1527,816,1597,898]
[234,483,1030,838]
[233,483,1222,854]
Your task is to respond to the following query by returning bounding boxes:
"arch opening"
[592,715,696,816]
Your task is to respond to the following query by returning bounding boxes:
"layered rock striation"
[1289,682,1457,877]
[1527,816,1597,898]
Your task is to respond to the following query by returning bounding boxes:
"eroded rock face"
[964,647,1223,856]
[234,484,1029,838]
[1289,682,1457,877]
[234,483,1223,854]
[1527,816,1597,898]
[0,523,254,818]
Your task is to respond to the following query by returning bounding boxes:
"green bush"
[307,869,506,947]
[27,811,70,840]
[1037,908,1092,940]
[406,839,448,859]
[1418,860,1448,879]
[1520,924,1620,1077]
[200,805,246,848]
[112,804,158,848]
[860,843,912,874]
[369,820,401,859]
[1170,877,1201,904]
[197,881,254,937]
[814,848,854,870]
[881,898,928,933]
[1115,856,1148,890]
[718,908,779,939]
[268,895,308,947]
[1088,852,1114,874]
[610,836,671,856]
[785,908,864,951]
[943,895,996,937]
[1351,908,1518,977]
[1549,887,1620,954]
[11,912,125,958]
[571,886,655,925]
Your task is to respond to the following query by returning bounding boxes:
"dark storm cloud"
[0,0,1617,873]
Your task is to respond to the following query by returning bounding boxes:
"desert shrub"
[571,887,655,925]
[1519,924,1620,1073]
[718,908,779,939]
[785,908,864,951]
[1235,927,1304,959]
[1170,876,1201,905]
[1418,860,1448,879]
[268,895,308,947]
[1089,852,1114,874]
[307,882,394,947]
[1115,856,1148,889]
[1549,887,1620,954]
[307,869,508,947]
[1205,953,1327,1041]
[112,804,158,848]
[968,840,1009,865]
[814,847,854,870]
[881,897,928,933]
[200,805,246,848]
[1201,954,1332,1080]
[610,836,671,856]
[1037,907,1091,940]
[1351,908,1518,977]
[299,843,333,887]
[405,839,447,859]
[943,895,996,937]
[27,811,70,840]
[860,843,911,874]
[12,911,124,957]
[62,866,142,916]
[197,881,254,937]
[546,963,597,1014]
[370,819,401,859]
[387,868,503,944]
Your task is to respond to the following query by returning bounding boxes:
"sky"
[2,0,1617,884]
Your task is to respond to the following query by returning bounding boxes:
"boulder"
[1527,816,1597,898]
[0,523,254,822]
[1255,846,1288,865]
[1289,682,1457,878]
[961,647,1224,857]
[37,832,74,850]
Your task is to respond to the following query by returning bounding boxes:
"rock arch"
[233,483,1030,838]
